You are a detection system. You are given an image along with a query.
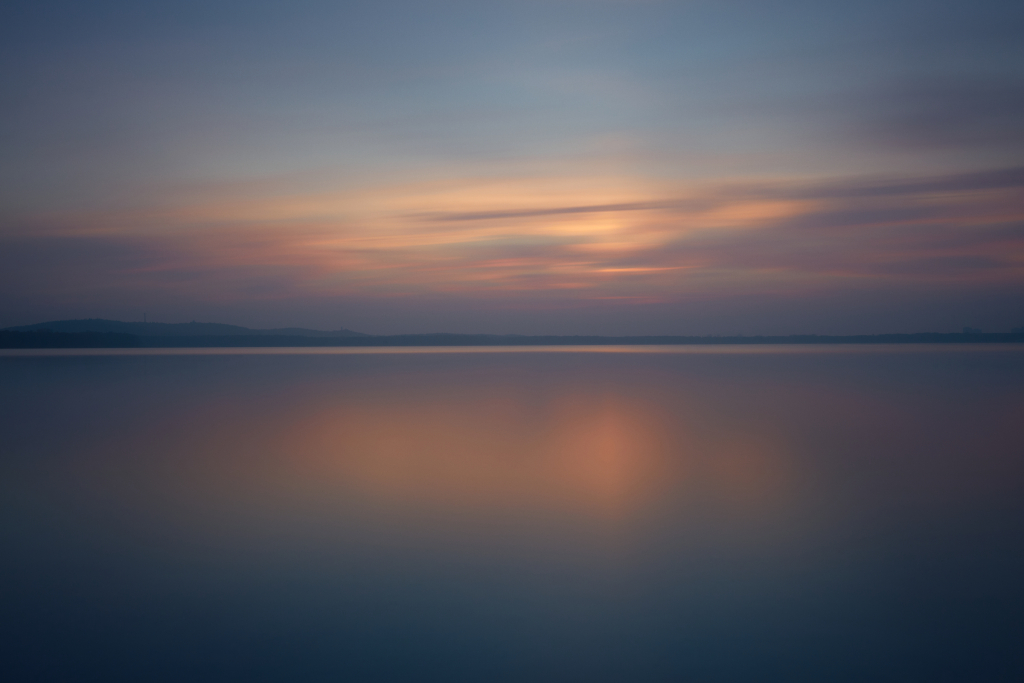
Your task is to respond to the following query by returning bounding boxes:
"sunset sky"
[2,0,1022,335]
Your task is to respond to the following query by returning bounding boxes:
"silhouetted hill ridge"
[3,326,1024,349]
[0,329,141,348]
[4,319,366,337]
[4,319,1024,349]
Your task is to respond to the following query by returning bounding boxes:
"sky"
[1,0,1022,335]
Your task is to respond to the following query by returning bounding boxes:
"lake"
[2,346,1022,682]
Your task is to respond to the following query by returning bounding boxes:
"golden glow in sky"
[2,0,1022,334]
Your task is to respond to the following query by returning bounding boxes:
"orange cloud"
[5,167,1022,308]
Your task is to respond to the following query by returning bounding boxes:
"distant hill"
[3,326,1024,349]
[0,329,141,349]
[4,319,367,337]
[4,319,1024,349]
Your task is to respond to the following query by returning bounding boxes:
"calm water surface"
[2,346,1022,682]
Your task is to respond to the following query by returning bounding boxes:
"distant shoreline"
[3,329,1023,349]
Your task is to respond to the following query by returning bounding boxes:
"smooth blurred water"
[2,346,1022,682]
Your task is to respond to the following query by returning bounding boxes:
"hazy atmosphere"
[2,0,1022,334]
[4,6,1024,679]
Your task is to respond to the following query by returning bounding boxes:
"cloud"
[419,166,1024,224]
[418,200,670,222]
[855,78,1024,151]
[2,165,1022,332]
[787,165,1024,199]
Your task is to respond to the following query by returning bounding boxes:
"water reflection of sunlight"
[58,363,807,551]
[264,385,799,531]
[288,391,669,521]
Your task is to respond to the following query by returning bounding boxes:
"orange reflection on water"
[35,357,818,554]
[286,390,672,521]
[258,381,802,530]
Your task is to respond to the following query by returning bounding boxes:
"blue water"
[2,346,1022,682]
